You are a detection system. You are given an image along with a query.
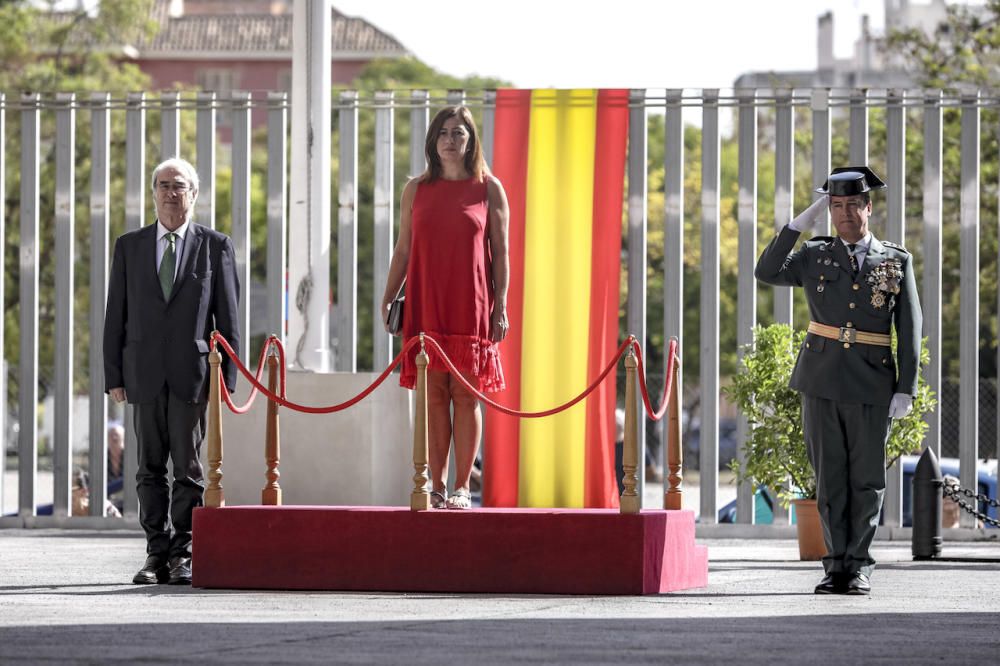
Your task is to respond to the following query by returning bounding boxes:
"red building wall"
[139,58,371,130]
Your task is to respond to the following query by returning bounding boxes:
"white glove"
[888,393,913,419]
[788,195,829,232]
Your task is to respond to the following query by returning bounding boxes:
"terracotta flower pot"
[791,498,827,561]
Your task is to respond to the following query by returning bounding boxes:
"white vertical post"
[161,91,180,160]
[18,93,40,517]
[922,90,942,459]
[811,90,831,235]
[700,89,721,524]
[196,92,216,229]
[772,90,795,525]
[335,91,358,372]
[267,92,288,347]
[372,91,395,371]
[883,89,906,527]
[288,0,332,371]
[958,93,979,528]
[735,89,757,524]
[410,90,429,177]
[626,89,647,504]
[53,93,75,518]
[773,89,795,327]
[482,90,496,168]
[662,89,684,473]
[122,92,145,517]
[230,91,252,366]
[89,92,110,516]
[849,89,869,165]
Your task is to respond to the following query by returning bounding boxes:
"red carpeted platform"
[192,506,707,595]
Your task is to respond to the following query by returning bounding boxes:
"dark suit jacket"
[754,226,922,407]
[103,222,241,404]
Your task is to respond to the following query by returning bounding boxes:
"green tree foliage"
[644,111,776,419]
[883,0,1000,89]
[341,58,510,370]
[882,3,1000,382]
[1,0,157,414]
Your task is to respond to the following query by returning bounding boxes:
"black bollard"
[912,447,943,560]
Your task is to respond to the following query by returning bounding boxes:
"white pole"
[287,0,332,371]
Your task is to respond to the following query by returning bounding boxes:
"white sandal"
[446,488,472,510]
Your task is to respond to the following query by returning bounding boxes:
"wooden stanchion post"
[410,335,430,511]
[262,340,282,506]
[664,347,683,510]
[620,342,640,514]
[205,334,225,508]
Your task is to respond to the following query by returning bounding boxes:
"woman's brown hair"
[420,105,488,183]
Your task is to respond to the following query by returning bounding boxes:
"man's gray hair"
[150,157,200,196]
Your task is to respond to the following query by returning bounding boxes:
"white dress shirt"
[156,219,191,280]
[842,232,872,269]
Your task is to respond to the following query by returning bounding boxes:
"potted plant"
[724,323,936,559]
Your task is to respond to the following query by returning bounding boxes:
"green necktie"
[159,232,177,299]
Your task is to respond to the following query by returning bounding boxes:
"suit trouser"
[801,395,890,577]
[134,385,207,559]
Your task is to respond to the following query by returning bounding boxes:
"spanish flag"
[484,89,629,508]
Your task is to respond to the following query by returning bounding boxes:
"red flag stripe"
[483,89,531,507]
[583,89,630,507]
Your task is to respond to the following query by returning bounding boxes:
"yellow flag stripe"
[518,89,597,507]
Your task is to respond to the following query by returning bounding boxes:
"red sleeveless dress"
[399,176,505,393]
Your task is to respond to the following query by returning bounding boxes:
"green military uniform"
[755,221,921,579]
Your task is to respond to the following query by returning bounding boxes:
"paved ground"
[1,529,997,664]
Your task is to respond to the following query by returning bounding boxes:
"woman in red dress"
[381,106,510,509]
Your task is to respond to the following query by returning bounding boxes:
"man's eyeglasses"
[157,182,191,193]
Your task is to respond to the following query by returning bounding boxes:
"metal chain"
[942,482,1000,528]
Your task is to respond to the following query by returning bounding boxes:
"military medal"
[866,259,903,310]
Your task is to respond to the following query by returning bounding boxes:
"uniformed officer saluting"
[755,166,922,595]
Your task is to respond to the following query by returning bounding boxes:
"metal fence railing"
[1,88,997,534]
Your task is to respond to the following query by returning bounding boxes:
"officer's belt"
[807,321,891,347]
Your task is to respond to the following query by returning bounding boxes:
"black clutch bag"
[387,281,405,335]
[387,296,405,335]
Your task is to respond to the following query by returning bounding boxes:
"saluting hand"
[789,194,829,232]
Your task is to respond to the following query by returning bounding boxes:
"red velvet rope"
[209,332,678,422]
[211,332,420,414]
[422,335,633,418]
[216,336,282,414]
[632,337,678,422]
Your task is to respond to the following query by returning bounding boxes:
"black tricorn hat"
[815,166,887,196]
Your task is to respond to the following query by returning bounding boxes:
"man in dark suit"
[755,166,922,596]
[104,157,240,585]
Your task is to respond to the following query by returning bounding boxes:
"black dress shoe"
[167,556,192,585]
[814,573,847,594]
[846,572,871,595]
[133,555,169,585]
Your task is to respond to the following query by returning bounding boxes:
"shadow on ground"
[1,614,997,663]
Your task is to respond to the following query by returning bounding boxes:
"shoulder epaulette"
[805,235,835,243]
[882,240,910,253]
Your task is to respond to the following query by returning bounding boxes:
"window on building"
[196,68,238,126]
